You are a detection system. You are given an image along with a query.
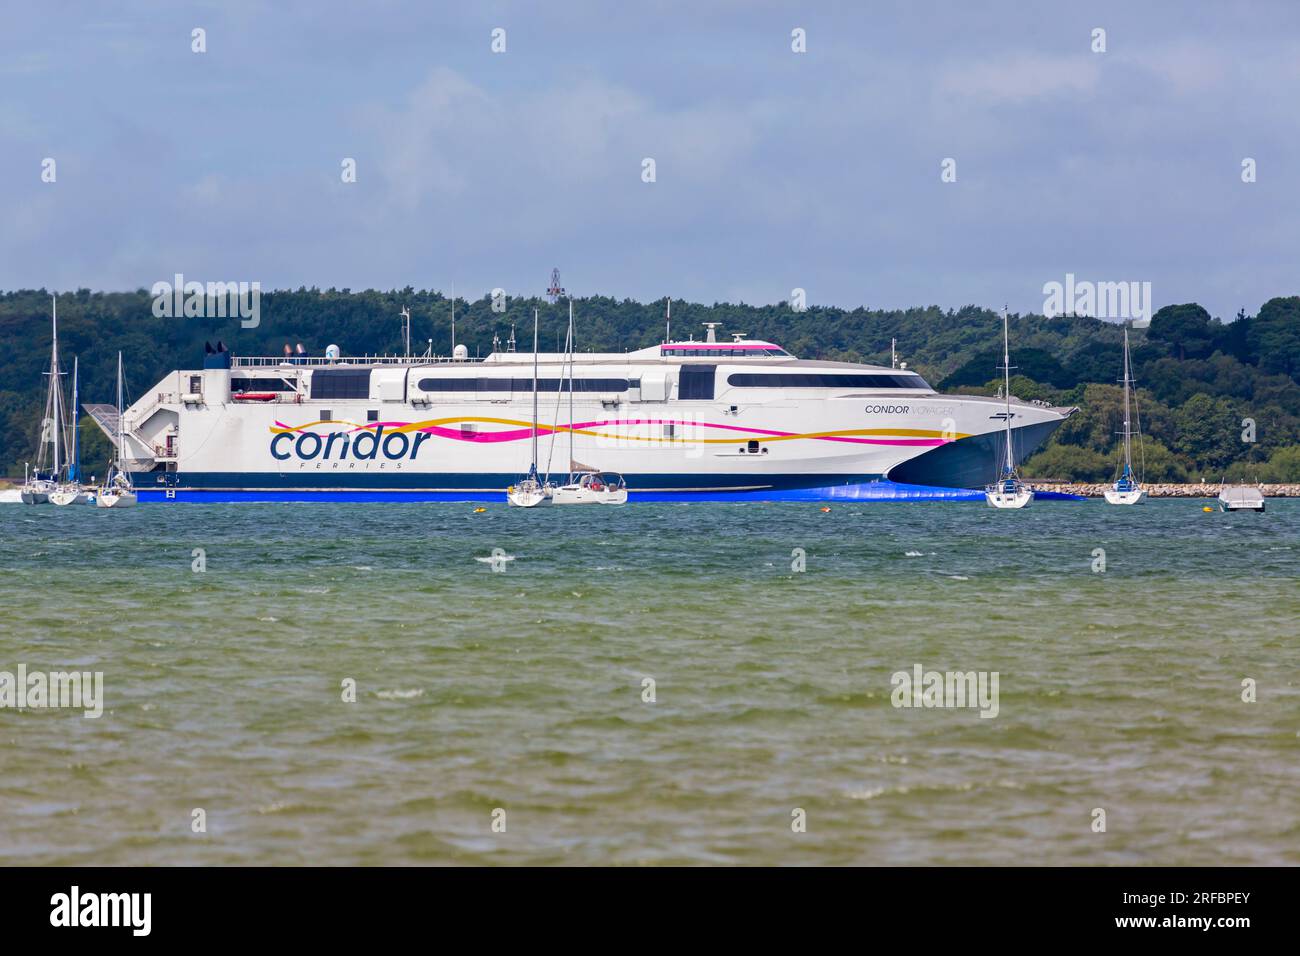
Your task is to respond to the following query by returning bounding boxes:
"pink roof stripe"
[662,342,777,351]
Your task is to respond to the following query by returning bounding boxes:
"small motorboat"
[1218,484,1265,512]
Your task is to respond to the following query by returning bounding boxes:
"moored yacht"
[50,356,92,505]
[545,298,627,506]
[96,352,138,508]
[22,296,72,505]
[506,309,554,508]
[1104,325,1146,506]
[985,308,1034,509]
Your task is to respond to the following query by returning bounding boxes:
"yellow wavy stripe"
[269,417,969,443]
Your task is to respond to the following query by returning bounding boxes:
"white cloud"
[937,54,1102,104]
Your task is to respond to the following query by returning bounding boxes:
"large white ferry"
[87,326,1074,501]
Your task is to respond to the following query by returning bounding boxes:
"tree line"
[0,289,1296,482]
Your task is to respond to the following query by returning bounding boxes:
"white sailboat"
[551,299,628,505]
[1104,325,1146,505]
[21,295,69,505]
[96,352,137,508]
[50,356,91,505]
[506,310,554,507]
[985,307,1034,509]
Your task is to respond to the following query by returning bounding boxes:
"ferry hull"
[887,418,1064,490]
[107,340,1075,503]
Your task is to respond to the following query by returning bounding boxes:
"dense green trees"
[0,288,1296,481]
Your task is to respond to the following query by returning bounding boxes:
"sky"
[2,0,1298,322]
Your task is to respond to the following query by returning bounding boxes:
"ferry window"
[678,364,717,400]
[628,378,641,389]
[747,440,759,453]
[367,410,378,422]
[231,377,295,392]
[311,369,371,400]
[416,377,630,393]
[188,375,202,394]
[663,422,676,439]
[321,410,332,421]
[417,378,476,392]
[726,372,929,389]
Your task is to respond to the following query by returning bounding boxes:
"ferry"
[85,326,1075,502]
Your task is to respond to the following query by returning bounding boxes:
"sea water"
[0,500,1296,864]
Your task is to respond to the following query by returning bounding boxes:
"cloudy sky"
[2,1,1297,320]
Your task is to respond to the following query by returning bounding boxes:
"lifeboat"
[232,392,278,402]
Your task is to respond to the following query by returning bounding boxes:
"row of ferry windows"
[411,373,928,393]
[417,377,637,393]
[286,371,931,401]
[660,347,789,357]
[726,372,929,389]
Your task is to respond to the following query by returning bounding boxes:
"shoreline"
[1033,482,1298,498]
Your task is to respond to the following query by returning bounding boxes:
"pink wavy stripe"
[275,419,949,446]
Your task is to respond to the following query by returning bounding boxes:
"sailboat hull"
[985,486,1033,508]
[1103,488,1146,505]
[506,476,553,507]
[49,487,86,506]
[20,490,50,505]
[96,491,138,508]
[551,486,628,505]
[506,489,551,507]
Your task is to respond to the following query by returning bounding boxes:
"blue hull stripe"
[133,473,1086,502]
[138,471,882,493]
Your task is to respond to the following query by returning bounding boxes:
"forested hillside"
[1,289,1297,482]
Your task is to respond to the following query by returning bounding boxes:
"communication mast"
[547,268,566,303]
[399,306,412,359]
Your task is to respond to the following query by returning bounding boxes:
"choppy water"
[1,499,1297,865]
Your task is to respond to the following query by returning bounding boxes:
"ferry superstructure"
[89,330,1074,501]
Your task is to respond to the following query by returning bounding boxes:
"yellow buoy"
[473,507,487,513]
[1202,506,1213,512]
[819,506,831,513]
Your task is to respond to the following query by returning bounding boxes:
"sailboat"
[49,356,91,505]
[550,299,628,505]
[506,310,554,507]
[96,352,137,508]
[985,307,1034,509]
[1104,325,1146,505]
[21,295,70,505]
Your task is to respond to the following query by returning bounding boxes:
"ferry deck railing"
[230,354,478,368]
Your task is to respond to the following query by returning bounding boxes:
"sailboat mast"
[567,299,575,475]
[1121,326,1133,473]
[1002,307,1013,472]
[116,351,124,469]
[531,309,539,471]
[51,295,61,477]
[71,356,79,482]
